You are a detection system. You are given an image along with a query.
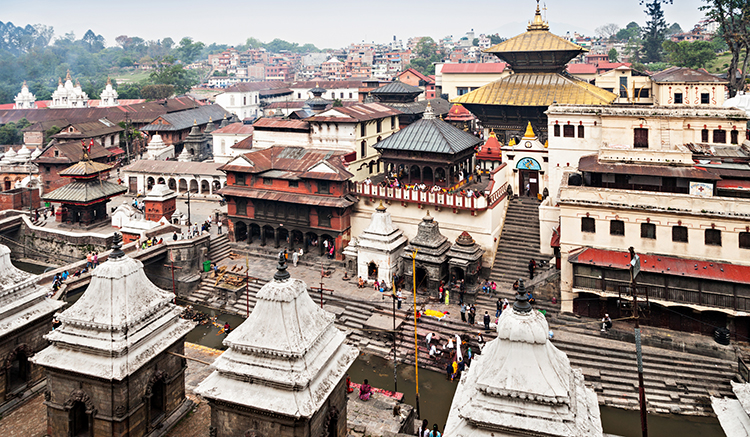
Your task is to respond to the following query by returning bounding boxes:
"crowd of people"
[362,172,487,199]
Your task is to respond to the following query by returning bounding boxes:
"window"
[318,208,331,227]
[701,129,709,143]
[236,199,247,216]
[713,129,726,144]
[634,128,649,148]
[731,130,739,144]
[672,226,688,243]
[360,123,366,137]
[637,88,650,98]
[243,96,247,105]
[705,229,722,246]
[578,125,585,138]
[740,232,750,249]
[298,93,301,99]
[54,150,59,157]
[360,141,367,158]
[288,180,298,188]
[45,166,50,173]
[263,178,272,186]
[376,120,382,133]
[619,76,628,98]
[640,223,656,239]
[674,93,683,104]
[581,217,595,233]
[554,124,560,137]
[610,220,625,236]
[235,173,246,185]
[457,87,469,96]
[391,116,396,128]
[318,181,330,194]
[701,93,710,104]
[563,125,575,138]
[340,92,344,98]
[349,93,353,99]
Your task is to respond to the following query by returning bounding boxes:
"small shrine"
[32,233,195,437]
[99,77,119,107]
[446,231,485,286]
[476,131,503,173]
[444,280,603,437]
[50,71,89,109]
[196,255,358,437]
[401,211,451,295]
[503,121,548,199]
[42,150,126,227]
[145,133,175,160]
[354,202,408,285]
[306,84,330,113]
[143,183,177,222]
[13,81,36,109]
[444,103,477,132]
[0,244,64,406]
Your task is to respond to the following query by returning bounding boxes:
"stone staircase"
[185,234,233,304]
[208,234,231,263]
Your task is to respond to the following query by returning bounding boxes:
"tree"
[161,37,174,50]
[640,0,672,63]
[666,23,683,35]
[332,99,343,107]
[608,48,620,62]
[472,38,480,46]
[617,22,641,41]
[141,84,174,100]
[596,23,621,40]
[407,37,443,75]
[149,58,199,94]
[662,40,717,68]
[81,29,105,52]
[0,119,30,145]
[174,37,204,64]
[489,34,505,45]
[701,0,750,97]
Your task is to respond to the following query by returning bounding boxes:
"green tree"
[407,37,443,75]
[666,22,683,35]
[174,37,205,63]
[701,0,750,96]
[472,38,479,46]
[43,125,61,146]
[616,22,642,41]
[489,34,505,45]
[662,40,717,68]
[332,99,343,107]
[0,119,30,145]
[640,0,673,63]
[141,84,175,100]
[608,48,619,62]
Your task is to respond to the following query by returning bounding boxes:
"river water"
[173,303,725,436]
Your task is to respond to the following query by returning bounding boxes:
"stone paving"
[0,392,46,437]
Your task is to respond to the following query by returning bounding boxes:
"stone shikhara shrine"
[196,254,358,437]
[32,233,195,437]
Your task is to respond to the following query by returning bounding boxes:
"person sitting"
[346,374,354,393]
[359,379,373,401]
[358,276,365,288]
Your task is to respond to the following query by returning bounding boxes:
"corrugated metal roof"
[485,29,583,54]
[140,105,230,132]
[453,73,616,106]
[381,98,451,116]
[370,81,423,95]
[230,136,253,150]
[252,118,310,130]
[122,160,225,176]
[218,186,355,208]
[373,117,481,155]
[307,103,401,122]
[211,123,254,135]
[578,154,721,180]
[42,180,126,204]
[35,139,112,165]
[566,64,597,74]
[570,247,750,285]
[444,103,476,121]
[218,146,353,181]
[651,66,727,84]
[53,119,123,139]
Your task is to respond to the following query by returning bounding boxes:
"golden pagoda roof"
[59,160,113,177]
[485,29,584,54]
[452,72,617,107]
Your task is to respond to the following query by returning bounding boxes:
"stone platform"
[347,390,414,437]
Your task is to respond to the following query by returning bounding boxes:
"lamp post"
[185,175,199,226]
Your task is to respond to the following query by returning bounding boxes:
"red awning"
[107,147,125,155]
[569,248,750,285]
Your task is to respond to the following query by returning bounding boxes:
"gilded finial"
[527,0,549,31]
[193,119,197,125]
[106,76,111,85]
[66,70,71,81]
[523,121,536,139]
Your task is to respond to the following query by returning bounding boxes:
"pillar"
[260,228,266,246]
[274,228,280,248]
[288,232,295,251]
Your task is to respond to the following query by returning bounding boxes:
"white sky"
[3,0,707,49]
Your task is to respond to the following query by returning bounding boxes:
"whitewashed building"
[49,71,89,109]
[13,81,36,109]
[352,203,408,284]
[98,77,119,107]
[211,123,254,164]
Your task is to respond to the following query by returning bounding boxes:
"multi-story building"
[439,63,511,100]
[218,147,356,260]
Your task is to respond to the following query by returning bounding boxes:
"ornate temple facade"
[350,202,408,284]
[0,244,64,406]
[444,281,603,437]
[99,78,119,107]
[50,71,90,109]
[196,256,358,437]
[13,81,36,109]
[32,233,195,437]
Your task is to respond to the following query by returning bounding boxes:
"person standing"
[460,303,467,322]
[292,250,299,267]
[496,298,502,318]
[86,252,92,269]
[396,289,403,310]
[217,220,222,235]
[483,311,491,331]
[93,252,98,268]
[444,288,449,305]
[528,258,537,279]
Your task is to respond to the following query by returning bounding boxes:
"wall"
[441,71,510,101]
[653,82,726,107]
[594,69,652,104]
[0,188,40,211]
[215,91,260,120]
[0,318,55,404]
[252,129,311,150]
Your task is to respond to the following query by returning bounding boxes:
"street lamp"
[186,174,199,226]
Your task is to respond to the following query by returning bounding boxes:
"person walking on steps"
[484,311,491,330]
[528,258,537,279]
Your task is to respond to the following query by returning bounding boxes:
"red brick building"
[144,184,177,222]
[0,187,40,211]
[34,140,113,193]
[218,147,356,260]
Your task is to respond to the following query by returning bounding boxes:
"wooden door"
[129,177,137,194]
[520,170,539,198]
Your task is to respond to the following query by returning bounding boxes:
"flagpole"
[411,249,420,420]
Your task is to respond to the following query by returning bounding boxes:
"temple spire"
[527,0,550,31]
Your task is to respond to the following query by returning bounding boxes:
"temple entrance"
[235,222,247,242]
[4,178,10,191]
[519,170,539,198]
[8,352,29,391]
[70,402,89,437]
[249,224,261,243]
[150,380,166,423]
[147,177,155,191]
[129,177,137,194]
[368,262,378,280]
[415,267,428,290]
[450,267,465,283]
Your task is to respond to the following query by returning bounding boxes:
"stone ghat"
[347,390,414,437]
[184,275,738,418]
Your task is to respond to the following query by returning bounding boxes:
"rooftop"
[140,104,231,132]
[441,63,508,74]
[219,146,353,182]
[211,123,254,135]
[373,113,480,155]
[651,66,727,84]
[122,159,225,177]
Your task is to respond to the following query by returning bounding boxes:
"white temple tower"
[99,77,119,107]
[355,202,408,285]
[13,81,36,109]
[50,71,89,109]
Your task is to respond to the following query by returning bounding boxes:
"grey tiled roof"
[374,117,481,155]
[371,81,423,95]
[140,105,231,132]
[382,98,451,115]
[42,180,127,204]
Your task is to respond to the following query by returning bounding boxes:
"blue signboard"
[516,157,541,171]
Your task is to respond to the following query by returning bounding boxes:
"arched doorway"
[235,222,247,242]
[200,180,210,194]
[249,224,261,244]
[69,401,89,437]
[168,178,177,191]
[4,177,10,191]
[320,234,335,258]
[157,177,165,185]
[435,168,446,186]
[178,179,188,192]
[146,177,155,191]
[368,261,378,280]
[291,230,304,250]
[423,166,434,185]
[305,232,318,251]
[150,379,166,424]
[262,226,275,246]
[277,227,289,248]
[450,267,465,283]
[189,179,198,193]
[7,348,29,392]
[410,165,421,183]
[415,267,428,290]
[212,180,221,192]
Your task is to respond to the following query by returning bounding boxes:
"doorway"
[415,267,428,290]
[368,261,378,280]
[129,176,138,194]
[519,170,539,198]
[8,352,29,392]
[70,402,89,437]
[150,379,166,424]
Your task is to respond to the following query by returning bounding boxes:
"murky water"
[12,259,52,275]
[179,301,246,350]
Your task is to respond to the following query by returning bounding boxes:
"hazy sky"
[3,0,707,49]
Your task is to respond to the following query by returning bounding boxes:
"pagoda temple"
[196,254,358,437]
[444,280,603,437]
[453,2,616,144]
[42,150,127,226]
[400,211,451,295]
[353,202,408,284]
[32,233,195,437]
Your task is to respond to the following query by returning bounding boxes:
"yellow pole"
[411,249,420,419]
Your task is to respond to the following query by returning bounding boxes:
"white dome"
[16,146,31,160]
[4,148,17,158]
[30,147,42,159]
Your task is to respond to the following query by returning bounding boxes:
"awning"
[569,247,750,285]
[717,179,750,191]
[107,147,125,155]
